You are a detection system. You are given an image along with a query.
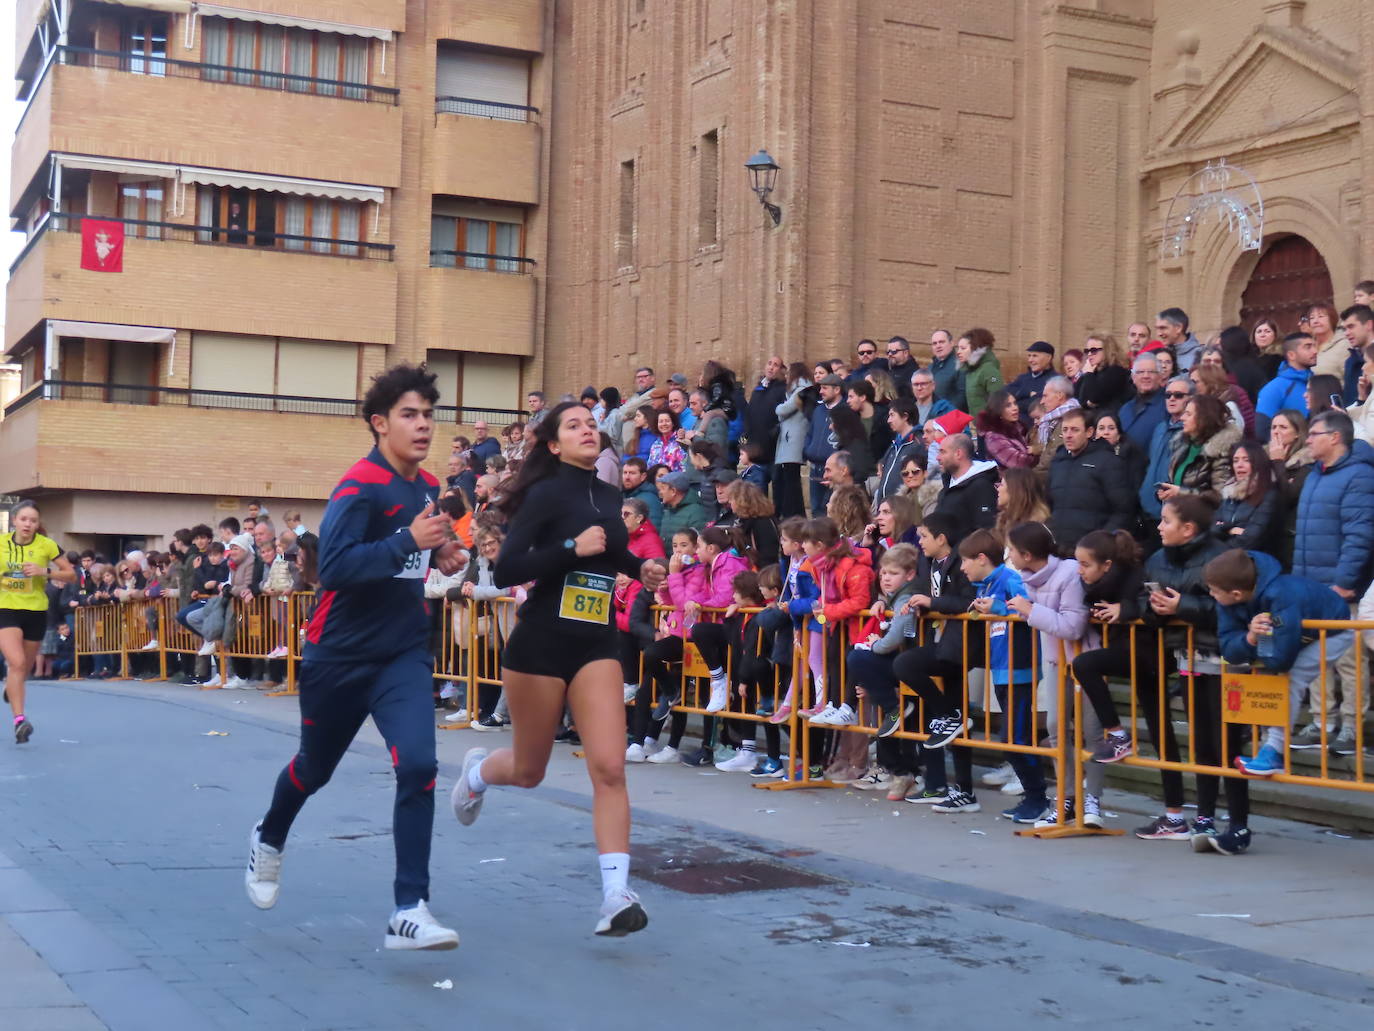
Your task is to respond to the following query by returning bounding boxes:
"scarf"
[1036,397,1081,445]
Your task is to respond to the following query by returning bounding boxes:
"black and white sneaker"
[385,900,459,951]
[877,701,915,739]
[14,719,33,744]
[931,787,981,814]
[471,714,507,732]
[244,822,282,910]
[651,691,681,722]
[925,710,966,749]
[595,888,648,937]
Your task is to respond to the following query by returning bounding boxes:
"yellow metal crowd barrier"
[67,590,1374,829]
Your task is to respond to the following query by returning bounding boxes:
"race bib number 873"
[559,571,613,625]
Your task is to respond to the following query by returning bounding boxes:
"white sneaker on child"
[705,677,730,713]
[140,639,159,651]
[625,743,647,763]
[827,703,857,726]
[645,745,679,764]
[623,683,639,704]
[197,641,217,657]
[1000,775,1025,796]
[981,763,1015,786]
[715,748,758,772]
[808,703,840,724]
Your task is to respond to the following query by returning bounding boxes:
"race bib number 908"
[559,571,613,625]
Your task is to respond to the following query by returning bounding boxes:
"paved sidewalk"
[0,678,1370,1029]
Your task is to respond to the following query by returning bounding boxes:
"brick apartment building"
[5,0,1374,549]
[3,0,548,550]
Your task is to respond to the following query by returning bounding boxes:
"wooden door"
[1239,235,1333,334]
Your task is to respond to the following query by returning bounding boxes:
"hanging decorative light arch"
[1160,158,1264,262]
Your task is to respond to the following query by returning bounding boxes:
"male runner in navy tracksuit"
[245,365,469,951]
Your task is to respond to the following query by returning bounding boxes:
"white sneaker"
[224,676,248,690]
[245,822,282,910]
[385,900,459,951]
[202,674,222,688]
[827,703,857,726]
[442,709,469,724]
[451,748,489,826]
[1083,794,1105,829]
[267,646,289,659]
[645,745,680,764]
[595,888,648,937]
[705,672,730,713]
[1000,775,1025,796]
[140,639,159,651]
[980,762,1015,786]
[808,703,840,725]
[623,683,639,704]
[625,743,647,763]
[197,640,217,657]
[715,748,758,772]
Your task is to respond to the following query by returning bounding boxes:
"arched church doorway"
[1239,235,1333,333]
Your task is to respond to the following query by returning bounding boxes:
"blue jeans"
[176,600,206,635]
[1264,631,1355,750]
[995,680,1046,801]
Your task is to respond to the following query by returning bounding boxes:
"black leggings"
[893,644,973,792]
[691,620,780,755]
[773,463,805,520]
[633,637,685,745]
[1189,674,1250,826]
[1072,640,1184,810]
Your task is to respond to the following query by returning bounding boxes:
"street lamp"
[744,148,782,226]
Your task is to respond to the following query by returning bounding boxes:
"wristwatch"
[563,538,576,552]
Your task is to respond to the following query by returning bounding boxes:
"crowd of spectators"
[431,285,1374,851]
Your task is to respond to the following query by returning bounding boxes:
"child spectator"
[52,621,75,679]
[1131,496,1228,843]
[761,518,812,725]
[1213,549,1351,857]
[635,534,703,763]
[690,571,779,772]
[460,525,519,730]
[797,517,876,730]
[958,528,1048,824]
[681,526,752,714]
[891,513,977,807]
[845,543,922,799]
[737,441,768,490]
[1002,522,1098,828]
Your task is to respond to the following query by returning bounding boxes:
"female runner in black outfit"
[450,402,666,936]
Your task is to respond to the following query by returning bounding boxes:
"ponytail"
[1076,529,1139,569]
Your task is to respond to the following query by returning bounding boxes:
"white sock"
[599,852,630,897]
[468,758,489,794]
[709,666,725,680]
[741,741,757,752]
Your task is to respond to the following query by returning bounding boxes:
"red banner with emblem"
[80,218,125,273]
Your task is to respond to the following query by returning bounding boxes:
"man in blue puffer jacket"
[1254,331,1316,441]
[1289,409,1374,754]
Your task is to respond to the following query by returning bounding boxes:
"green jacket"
[959,348,1005,416]
[659,493,707,552]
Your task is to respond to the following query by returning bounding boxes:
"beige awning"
[51,154,383,204]
[94,0,193,13]
[49,320,177,345]
[194,3,393,40]
[176,166,383,204]
[53,154,180,180]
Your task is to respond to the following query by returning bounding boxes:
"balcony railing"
[430,250,536,274]
[55,45,400,104]
[13,213,394,269]
[435,96,539,122]
[4,381,527,427]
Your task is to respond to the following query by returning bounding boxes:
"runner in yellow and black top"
[1,500,76,744]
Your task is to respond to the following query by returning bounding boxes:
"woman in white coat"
[772,362,815,519]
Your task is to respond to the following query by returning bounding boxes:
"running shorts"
[0,609,47,642]
[501,621,621,683]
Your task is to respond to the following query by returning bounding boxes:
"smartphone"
[1331,393,1345,409]
[1144,581,1162,594]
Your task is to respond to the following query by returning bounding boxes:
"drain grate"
[631,838,840,895]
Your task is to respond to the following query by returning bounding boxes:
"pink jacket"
[682,551,752,610]
[661,563,706,638]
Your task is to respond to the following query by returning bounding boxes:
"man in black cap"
[1006,341,1056,417]
[804,373,845,514]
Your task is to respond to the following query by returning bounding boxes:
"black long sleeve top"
[495,461,645,635]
